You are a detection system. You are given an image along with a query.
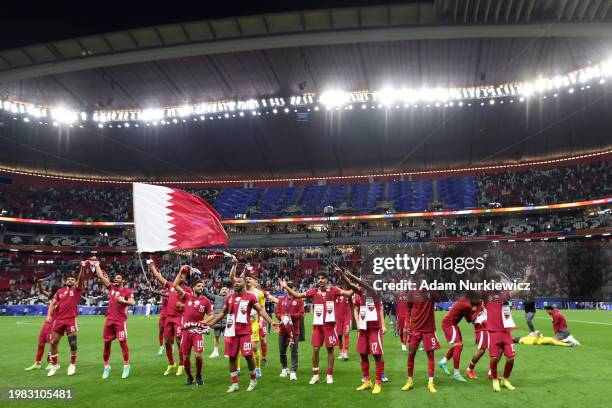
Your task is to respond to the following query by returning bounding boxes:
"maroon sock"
[489,359,498,378]
[262,342,267,360]
[195,356,203,377]
[344,333,350,352]
[70,352,77,364]
[453,344,463,369]
[184,356,192,377]
[250,370,256,380]
[35,343,45,364]
[179,351,184,365]
[119,341,129,365]
[51,354,58,366]
[427,351,435,377]
[360,356,370,380]
[445,346,454,360]
[407,354,415,377]
[468,361,475,370]
[103,341,112,365]
[327,366,334,375]
[165,343,175,365]
[375,359,384,383]
[47,352,52,363]
[158,332,163,347]
[503,360,514,379]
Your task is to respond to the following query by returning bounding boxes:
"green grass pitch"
[1,310,611,407]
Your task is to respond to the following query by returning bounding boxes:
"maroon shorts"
[259,321,267,338]
[488,331,515,358]
[442,323,462,344]
[224,334,253,358]
[159,314,166,329]
[475,330,488,350]
[53,318,78,336]
[357,328,384,355]
[180,331,204,354]
[335,319,351,336]
[409,331,440,352]
[38,321,53,344]
[163,316,182,340]
[311,324,338,348]
[103,320,128,342]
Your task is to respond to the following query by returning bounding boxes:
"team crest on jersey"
[194,300,200,306]
[292,301,297,306]
[188,301,193,307]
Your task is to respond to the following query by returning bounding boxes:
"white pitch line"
[534,316,612,326]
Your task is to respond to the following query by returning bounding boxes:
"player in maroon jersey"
[24,280,58,371]
[275,281,304,381]
[466,300,489,379]
[334,281,353,361]
[337,268,386,395]
[204,271,279,393]
[46,261,86,377]
[401,279,441,394]
[173,272,213,386]
[93,260,135,379]
[395,291,409,352]
[437,294,478,382]
[484,266,534,392]
[149,260,192,376]
[279,268,353,385]
[149,286,169,356]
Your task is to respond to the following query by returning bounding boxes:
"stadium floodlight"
[319,90,350,108]
[375,88,397,106]
[51,107,78,124]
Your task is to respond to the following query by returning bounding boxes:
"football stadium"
[1,1,611,407]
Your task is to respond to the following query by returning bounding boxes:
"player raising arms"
[46,261,86,377]
[401,273,441,394]
[279,269,353,385]
[172,270,213,386]
[93,259,135,379]
[437,293,478,382]
[205,259,278,393]
[149,260,192,376]
[484,265,534,392]
[337,267,386,395]
[24,279,58,371]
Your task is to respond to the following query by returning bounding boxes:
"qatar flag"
[133,183,228,252]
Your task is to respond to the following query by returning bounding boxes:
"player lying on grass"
[173,271,213,386]
[513,332,575,346]
[336,267,386,395]
[93,259,135,379]
[279,270,353,385]
[545,306,581,346]
[46,261,86,377]
[24,279,58,371]
[204,263,279,393]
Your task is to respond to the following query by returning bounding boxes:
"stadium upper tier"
[0,161,609,222]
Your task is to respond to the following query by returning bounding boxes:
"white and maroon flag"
[133,183,228,252]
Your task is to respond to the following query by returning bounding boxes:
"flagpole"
[137,252,152,288]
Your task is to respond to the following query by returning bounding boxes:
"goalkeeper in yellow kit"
[512,332,573,347]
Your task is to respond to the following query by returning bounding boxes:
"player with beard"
[483,265,534,392]
[204,268,279,393]
[337,268,386,395]
[149,260,192,376]
[279,269,353,385]
[46,261,86,377]
[173,273,213,386]
[93,260,135,379]
[401,272,441,394]
[24,279,59,371]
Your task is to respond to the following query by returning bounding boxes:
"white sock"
[440,357,447,364]
[454,369,460,375]
[428,377,434,384]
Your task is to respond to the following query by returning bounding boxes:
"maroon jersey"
[160,289,169,316]
[551,310,568,334]
[164,281,192,317]
[407,290,438,332]
[305,286,343,324]
[483,291,511,332]
[224,292,258,336]
[472,303,487,332]
[181,292,213,325]
[442,299,473,326]
[334,294,352,321]
[52,286,82,320]
[105,284,133,323]
[354,292,383,329]
[395,292,409,317]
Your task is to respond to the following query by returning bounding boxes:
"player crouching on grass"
[93,259,135,379]
[544,306,580,346]
[46,261,86,377]
[279,270,354,385]
[337,267,386,395]
[173,271,213,386]
[204,266,279,393]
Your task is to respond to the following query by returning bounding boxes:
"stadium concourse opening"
[1,1,611,407]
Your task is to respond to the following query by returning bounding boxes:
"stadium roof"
[0,1,611,181]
